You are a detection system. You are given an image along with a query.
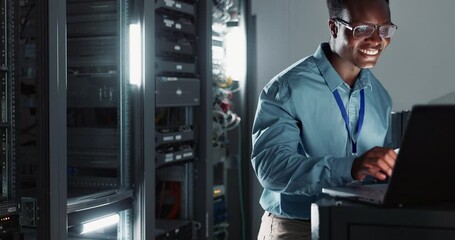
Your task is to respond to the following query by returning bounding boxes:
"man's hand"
[351,146,397,181]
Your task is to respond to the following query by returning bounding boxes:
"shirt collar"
[355,70,373,92]
[313,43,373,92]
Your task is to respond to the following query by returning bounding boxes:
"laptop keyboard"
[357,184,387,196]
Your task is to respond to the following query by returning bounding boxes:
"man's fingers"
[383,149,397,169]
[364,163,388,180]
[373,171,387,180]
[369,149,397,176]
[352,147,399,181]
[363,158,393,178]
[375,159,393,176]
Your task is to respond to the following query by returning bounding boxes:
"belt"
[265,211,310,223]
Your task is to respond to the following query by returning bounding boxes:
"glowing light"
[129,23,142,86]
[81,214,120,234]
[225,26,246,81]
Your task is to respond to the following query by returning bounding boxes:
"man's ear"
[328,19,338,38]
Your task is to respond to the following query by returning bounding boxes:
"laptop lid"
[383,104,455,206]
[323,104,455,207]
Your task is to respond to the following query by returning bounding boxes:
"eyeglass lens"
[353,25,396,38]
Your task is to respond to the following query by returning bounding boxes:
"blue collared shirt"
[251,43,393,219]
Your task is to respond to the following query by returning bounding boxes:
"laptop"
[322,104,455,207]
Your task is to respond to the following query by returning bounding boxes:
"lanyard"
[332,88,365,154]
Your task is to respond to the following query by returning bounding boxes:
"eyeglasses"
[334,18,397,39]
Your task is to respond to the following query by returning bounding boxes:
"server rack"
[0,0,21,238]
[13,0,136,238]
[153,0,199,239]
[390,110,412,149]
[14,0,56,238]
[211,0,247,239]
[137,0,217,239]
[65,0,134,239]
[147,0,249,239]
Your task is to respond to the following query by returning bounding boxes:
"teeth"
[359,49,379,55]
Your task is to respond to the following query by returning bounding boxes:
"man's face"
[331,0,392,69]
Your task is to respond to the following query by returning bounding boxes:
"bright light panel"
[225,26,246,81]
[81,213,120,234]
[129,23,142,86]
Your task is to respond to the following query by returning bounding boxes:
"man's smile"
[359,48,379,56]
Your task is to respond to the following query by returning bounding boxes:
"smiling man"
[252,0,398,239]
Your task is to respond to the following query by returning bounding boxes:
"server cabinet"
[0,0,21,238]
[153,0,201,239]
[15,0,136,238]
[65,0,134,239]
[144,0,249,239]
[14,0,54,238]
[140,0,249,239]
[211,0,248,239]
[135,0,216,239]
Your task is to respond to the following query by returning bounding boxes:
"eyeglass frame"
[333,18,398,39]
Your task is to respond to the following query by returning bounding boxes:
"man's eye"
[356,26,370,32]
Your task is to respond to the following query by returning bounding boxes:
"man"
[251,0,399,239]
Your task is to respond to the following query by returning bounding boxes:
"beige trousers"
[257,211,311,240]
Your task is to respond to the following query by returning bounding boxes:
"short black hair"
[326,0,390,18]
